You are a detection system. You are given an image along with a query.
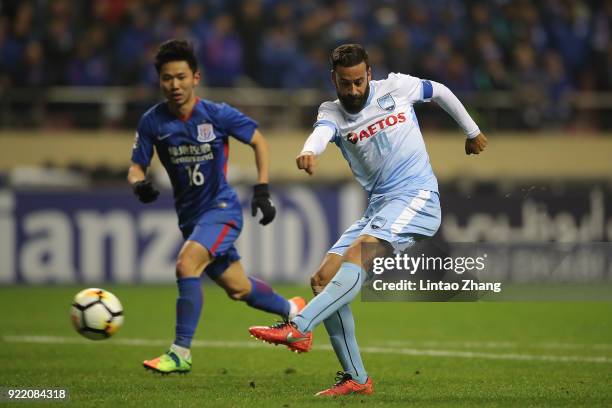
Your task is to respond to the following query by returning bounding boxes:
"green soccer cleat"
[143,350,192,374]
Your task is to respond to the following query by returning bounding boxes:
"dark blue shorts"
[181,201,243,280]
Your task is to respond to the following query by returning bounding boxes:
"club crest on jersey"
[377,93,395,111]
[197,123,216,142]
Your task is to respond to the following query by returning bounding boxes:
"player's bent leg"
[247,255,342,353]
[249,237,378,353]
[144,240,210,374]
[215,261,304,319]
[292,235,380,332]
[247,255,341,352]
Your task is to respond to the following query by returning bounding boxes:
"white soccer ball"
[70,288,124,340]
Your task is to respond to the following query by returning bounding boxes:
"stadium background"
[1,0,611,284]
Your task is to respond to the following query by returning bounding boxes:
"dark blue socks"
[245,277,290,317]
[174,277,203,348]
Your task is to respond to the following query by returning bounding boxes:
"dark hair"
[330,44,369,70]
[154,39,198,74]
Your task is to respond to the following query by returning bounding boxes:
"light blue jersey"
[315,73,438,197]
[313,73,454,252]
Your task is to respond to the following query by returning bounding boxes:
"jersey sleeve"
[389,72,433,104]
[431,81,481,138]
[313,102,340,143]
[301,125,335,155]
[215,103,258,144]
[131,115,155,166]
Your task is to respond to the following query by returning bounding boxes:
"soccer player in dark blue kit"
[128,39,305,374]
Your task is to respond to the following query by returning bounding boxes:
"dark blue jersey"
[131,98,257,229]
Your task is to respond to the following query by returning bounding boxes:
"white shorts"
[329,189,441,255]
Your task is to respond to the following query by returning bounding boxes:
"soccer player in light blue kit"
[128,40,306,374]
[249,44,487,396]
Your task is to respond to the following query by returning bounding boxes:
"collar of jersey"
[165,97,200,122]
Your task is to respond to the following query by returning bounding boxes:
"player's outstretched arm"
[429,81,487,155]
[296,125,335,175]
[127,162,159,203]
[249,130,276,225]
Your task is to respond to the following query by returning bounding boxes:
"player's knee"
[175,257,199,279]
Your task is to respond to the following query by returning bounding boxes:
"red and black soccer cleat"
[248,321,312,353]
[315,372,374,397]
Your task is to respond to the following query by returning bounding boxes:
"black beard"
[338,83,370,114]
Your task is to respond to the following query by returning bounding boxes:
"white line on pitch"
[377,339,612,350]
[3,335,612,364]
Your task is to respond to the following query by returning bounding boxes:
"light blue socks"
[292,262,367,384]
[323,305,368,384]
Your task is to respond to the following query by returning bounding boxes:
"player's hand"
[465,133,488,155]
[251,183,276,225]
[132,180,160,203]
[296,151,317,175]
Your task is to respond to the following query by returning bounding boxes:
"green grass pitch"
[0,285,611,407]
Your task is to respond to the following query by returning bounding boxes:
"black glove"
[251,183,276,225]
[132,180,159,203]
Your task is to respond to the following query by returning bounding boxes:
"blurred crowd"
[1,0,612,127]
